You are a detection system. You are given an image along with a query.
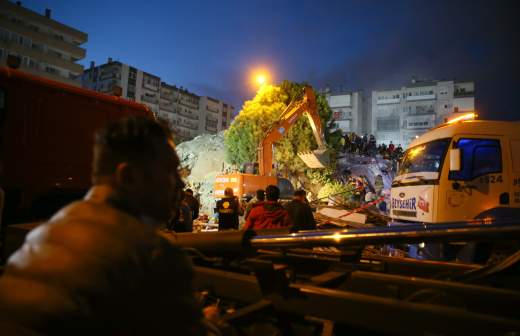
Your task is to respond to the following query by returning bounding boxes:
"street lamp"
[256,74,267,86]
[250,69,271,89]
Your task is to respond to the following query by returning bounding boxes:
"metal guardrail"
[165,220,520,255]
[251,221,520,249]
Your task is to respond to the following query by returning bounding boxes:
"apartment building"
[200,96,233,134]
[0,0,87,86]
[168,85,202,141]
[371,79,475,147]
[82,59,233,142]
[322,89,363,134]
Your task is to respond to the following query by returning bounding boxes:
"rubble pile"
[175,132,231,215]
[337,153,394,192]
[175,132,395,218]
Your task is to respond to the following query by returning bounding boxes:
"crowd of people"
[342,132,404,161]
[215,186,316,232]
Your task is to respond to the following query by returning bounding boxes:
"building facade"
[0,0,87,86]
[371,79,475,147]
[324,90,363,135]
[199,96,233,135]
[170,85,202,141]
[82,59,233,142]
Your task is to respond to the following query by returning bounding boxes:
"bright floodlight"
[256,74,267,86]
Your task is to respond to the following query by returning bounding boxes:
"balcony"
[142,81,159,91]
[206,114,219,123]
[178,108,199,120]
[161,92,175,101]
[406,94,436,102]
[454,90,474,98]
[179,121,199,131]
[0,39,83,73]
[159,105,174,114]
[0,15,86,58]
[15,65,80,86]
[206,125,218,133]
[403,114,435,130]
[179,99,199,109]
[141,94,159,105]
[206,105,219,114]
[376,117,400,132]
[376,98,400,105]
[159,100,174,112]
[99,72,121,81]
[407,107,435,116]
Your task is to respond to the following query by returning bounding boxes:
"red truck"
[0,67,152,224]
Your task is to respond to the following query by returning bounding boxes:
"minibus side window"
[449,138,501,181]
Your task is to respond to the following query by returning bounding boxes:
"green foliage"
[224,81,338,178]
[306,167,336,185]
[317,181,353,203]
[224,85,288,164]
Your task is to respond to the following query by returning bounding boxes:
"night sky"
[22,0,520,120]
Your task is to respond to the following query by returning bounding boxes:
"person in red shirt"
[388,141,395,153]
[244,185,292,230]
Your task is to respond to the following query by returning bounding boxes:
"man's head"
[224,187,234,198]
[265,185,280,201]
[256,189,265,201]
[92,116,183,223]
[293,189,307,202]
[185,188,193,197]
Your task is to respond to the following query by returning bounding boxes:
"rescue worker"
[216,187,241,230]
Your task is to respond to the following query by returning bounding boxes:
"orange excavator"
[214,86,328,198]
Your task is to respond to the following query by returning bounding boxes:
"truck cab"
[391,119,520,224]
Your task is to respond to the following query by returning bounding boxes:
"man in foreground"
[0,117,204,335]
[244,185,292,230]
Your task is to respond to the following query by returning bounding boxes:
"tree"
[224,81,341,179]
[224,85,288,165]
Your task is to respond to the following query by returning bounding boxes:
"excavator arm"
[258,86,328,176]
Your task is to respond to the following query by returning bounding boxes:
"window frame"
[448,138,502,181]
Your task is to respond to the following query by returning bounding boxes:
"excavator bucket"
[298,148,329,168]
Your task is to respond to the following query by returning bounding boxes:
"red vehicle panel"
[0,67,153,223]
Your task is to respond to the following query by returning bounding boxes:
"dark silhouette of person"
[184,188,200,220]
[285,189,316,231]
[0,117,205,335]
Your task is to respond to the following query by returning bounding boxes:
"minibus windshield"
[397,138,451,176]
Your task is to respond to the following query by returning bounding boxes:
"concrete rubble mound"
[175,132,231,215]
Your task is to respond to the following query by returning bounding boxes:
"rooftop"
[2,1,87,41]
